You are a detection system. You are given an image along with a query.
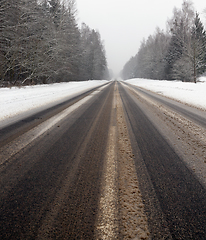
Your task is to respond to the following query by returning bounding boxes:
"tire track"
[119,82,206,239]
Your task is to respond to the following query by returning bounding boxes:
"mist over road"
[0,81,206,239]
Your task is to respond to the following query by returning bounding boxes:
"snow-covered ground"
[1,78,206,127]
[0,80,108,126]
[126,77,206,110]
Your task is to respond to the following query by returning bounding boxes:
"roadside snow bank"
[126,77,206,110]
[0,80,108,124]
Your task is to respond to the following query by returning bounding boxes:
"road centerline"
[95,83,150,239]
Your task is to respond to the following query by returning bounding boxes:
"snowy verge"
[0,80,108,127]
[125,77,206,110]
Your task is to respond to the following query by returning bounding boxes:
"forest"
[0,0,110,86]
[122,1,206,83]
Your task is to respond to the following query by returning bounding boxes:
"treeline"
[122,0,206,83]
[0,0,109,86]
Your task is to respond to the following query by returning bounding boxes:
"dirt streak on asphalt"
[119,82,206,239]
[95,90,118,239]
[116,86,150,240]
[95,83,150,239]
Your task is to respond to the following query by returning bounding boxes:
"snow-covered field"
[126,77,206,110]
[0,80,108,126]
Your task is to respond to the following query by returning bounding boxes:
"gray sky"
[76,0,206,76]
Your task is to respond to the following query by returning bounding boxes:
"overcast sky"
[76,0,206,76]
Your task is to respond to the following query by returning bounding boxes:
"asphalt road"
[124,82,206,128]
[0,82,114,239]
[1,81,206,239]
[118,82,206,239]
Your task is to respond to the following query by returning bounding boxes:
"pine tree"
[80,24,107,80]
[48,0,62,28]
[190,13,206,83]
[165,20,185,79]
[165,1,195,81]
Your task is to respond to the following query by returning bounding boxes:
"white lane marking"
[95,84,150,239]
[0,84,109,165]
[95,126,118,239]
[95,85,118,239]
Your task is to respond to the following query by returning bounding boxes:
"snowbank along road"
[0,80,206,239]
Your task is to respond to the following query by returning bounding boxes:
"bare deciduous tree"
[0,0,109,86]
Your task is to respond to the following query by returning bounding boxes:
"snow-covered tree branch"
[122,0,206,83]
[0,0,109,86]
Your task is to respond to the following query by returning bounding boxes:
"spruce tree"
[190,13,206,83]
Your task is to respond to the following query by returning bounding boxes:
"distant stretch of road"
[0,81,206,239]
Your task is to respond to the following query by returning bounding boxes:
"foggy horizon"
[77,0,206,76]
